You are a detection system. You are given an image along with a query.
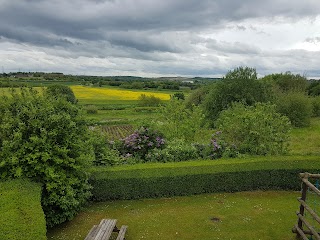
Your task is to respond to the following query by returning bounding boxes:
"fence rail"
[293,172,320,240]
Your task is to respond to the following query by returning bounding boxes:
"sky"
[0,0,320,78]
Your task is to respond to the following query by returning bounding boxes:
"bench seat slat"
[93,219,117,240]
[84,225,98,240]
[85,219,127,240]
[116,225,128,240]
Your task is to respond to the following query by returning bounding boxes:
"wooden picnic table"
[85,219,127,240]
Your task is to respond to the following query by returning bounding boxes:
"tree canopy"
[203,66,272,125]
[0,88,92,227]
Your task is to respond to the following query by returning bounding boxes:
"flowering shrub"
[116,127,165,160]
[145,139,199,162]
[193,131,238,159]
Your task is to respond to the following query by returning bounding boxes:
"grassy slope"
[47,191,299,240]
[289,117,320,155]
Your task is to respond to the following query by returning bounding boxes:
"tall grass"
[289,117,320,155]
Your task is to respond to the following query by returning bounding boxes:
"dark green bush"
[216,102,291,155]
[185,87,209,108]
[89,130,121,166]
[145,139,199,162]
[45,84,77,104]
[308,81,320,96]
[0,179,46,240]
[262,72,308,93]
[0,88,92,227]
[138,94,161,106]
[276,92,312,127]
[89,156,320,201]
[203,67,273,125]
[311,96,320,117]
[172,92,185,100]
[85,105,98,114]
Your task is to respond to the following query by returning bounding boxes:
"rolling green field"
[2,84,320,239]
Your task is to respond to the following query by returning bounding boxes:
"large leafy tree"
[45,84,77,104]
[0,88,93,227]
[262,72,308,93]
[203,66,272,125]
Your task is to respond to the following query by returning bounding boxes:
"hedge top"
[91,155,320,180]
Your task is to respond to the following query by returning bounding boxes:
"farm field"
[71,85,171,104]
[101,125,135,140]
[2,78,320,240]
[47,191,300,240]
[85,108,160,125]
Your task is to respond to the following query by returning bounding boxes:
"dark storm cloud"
[0,0,320,76]
[1,0,319,49]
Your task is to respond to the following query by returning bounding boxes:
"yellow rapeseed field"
[71,86,171,101]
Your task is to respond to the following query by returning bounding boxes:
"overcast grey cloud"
[0,0,320,77]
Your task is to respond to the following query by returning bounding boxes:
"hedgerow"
[89,156,320,201]
[0,179,46,240]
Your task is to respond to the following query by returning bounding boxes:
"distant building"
[182,80,194,84]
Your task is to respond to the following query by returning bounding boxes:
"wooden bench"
[85,219,128,240]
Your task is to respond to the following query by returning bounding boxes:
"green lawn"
[289,117,320,155]
[47,191,300,240]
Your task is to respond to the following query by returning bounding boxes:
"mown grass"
[47,191,299,240]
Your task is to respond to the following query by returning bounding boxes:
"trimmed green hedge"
[0,179,46,240]
[90,156,320,201]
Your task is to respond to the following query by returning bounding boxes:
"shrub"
[172,92,185,100]
[0,88,93,227]
[215,102,291,155]
[151,99,204,143]
[88,130,122,166]
[89,156,320,201]
[138,94,161,107]
[203,67,273,125]
[308,81,320,96]
[115,126,166,160]
[193,131,238,159]
[145,139,199,162]
[45,84,77,104]
[262,72,308,93]
[85,105,99,114]
[311,96,320,117]
[185,87,209,108]
[0,179,46,240]
[276,92,312,127]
